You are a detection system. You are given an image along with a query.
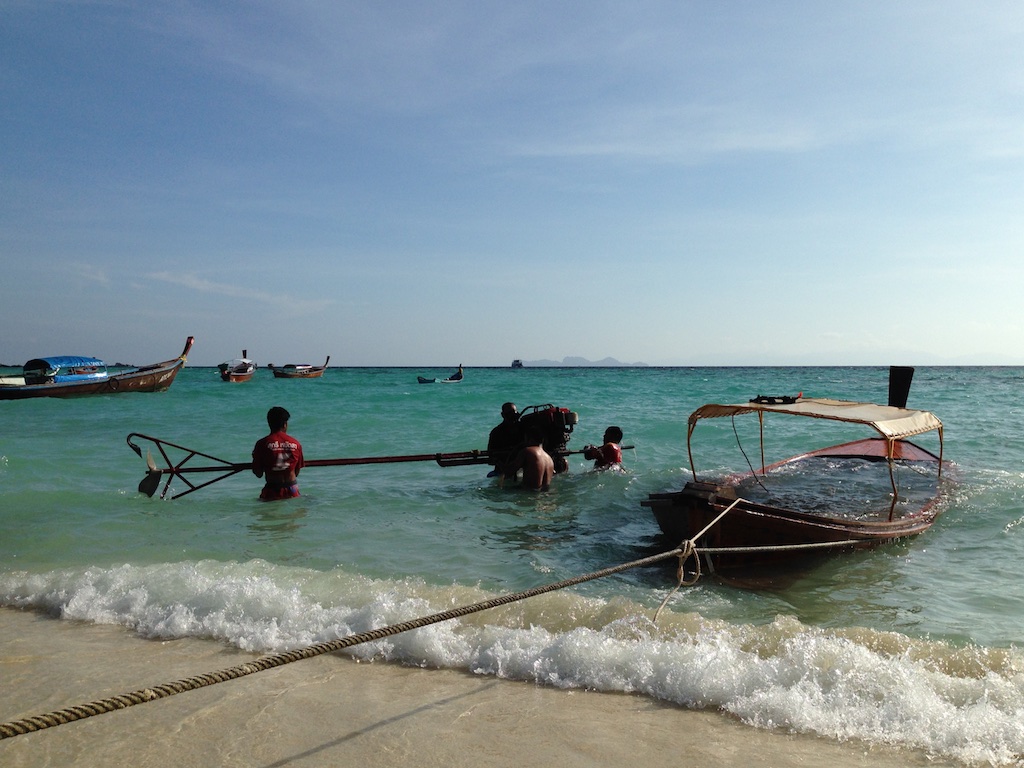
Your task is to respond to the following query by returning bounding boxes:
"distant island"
[517,356,648,367]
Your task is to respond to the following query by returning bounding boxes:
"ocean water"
[2,364,1024,764]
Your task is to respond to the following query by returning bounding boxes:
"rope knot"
[675,539,701,587]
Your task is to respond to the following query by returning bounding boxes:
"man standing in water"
[487,401,523,478]
[252,406,304,501]
[509,428,555,491]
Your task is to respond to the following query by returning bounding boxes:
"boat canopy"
[686,395,945,498]
[23,356,108,384]
[688,397,943,442]
[24,356,105,371]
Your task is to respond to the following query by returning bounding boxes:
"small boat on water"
[418,365,464,384]
[642,367,949,585]
[269,356,330,379]
[218,350,256,382]
[511,359,524,368]
[0,337,195,400]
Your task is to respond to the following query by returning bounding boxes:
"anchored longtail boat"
[269,356,329,379]
[218,350,256,382]
[642,368,949,584]
[0,337,195,400]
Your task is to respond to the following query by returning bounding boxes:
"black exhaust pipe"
[888,365,914,408]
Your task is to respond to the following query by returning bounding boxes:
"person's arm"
[252,443,264,478]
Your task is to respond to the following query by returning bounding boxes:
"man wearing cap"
[252,406,305,500]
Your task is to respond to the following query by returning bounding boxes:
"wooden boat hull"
[271,357,329,379]
[0,337,194,400]
[220,371,255,383]
[644,480,940,572]
[218,350,256,382]
[642,438,946,581]
[272,368,324,379]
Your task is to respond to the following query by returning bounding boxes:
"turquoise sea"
[2,365,1024,764]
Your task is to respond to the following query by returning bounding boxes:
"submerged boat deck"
[730,454,943,523]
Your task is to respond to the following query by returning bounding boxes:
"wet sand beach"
[0,608,952,768]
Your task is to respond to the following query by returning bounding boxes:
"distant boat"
[0,337,195,400]
[511,359,523,368]
[218,350,256,382]
[419,365,463,384]
[270,356,330,379]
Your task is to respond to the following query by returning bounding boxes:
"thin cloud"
[70,263,112,286]
[148,271,332,314]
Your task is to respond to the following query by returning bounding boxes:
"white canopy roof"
[688,397,943,441]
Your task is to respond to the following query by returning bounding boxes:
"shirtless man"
[510,429,555,491]
[252,406,305,501]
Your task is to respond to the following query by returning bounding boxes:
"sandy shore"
[0,608,953,768]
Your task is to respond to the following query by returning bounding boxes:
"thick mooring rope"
[0,544,685,740]
[0,501,873,741]
[652,499,865,621]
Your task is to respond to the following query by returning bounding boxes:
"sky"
[3,1,1024,367]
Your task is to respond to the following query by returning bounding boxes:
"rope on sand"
[0,544,686,740]
[0,500,870,741]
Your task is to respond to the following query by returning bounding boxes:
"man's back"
[519,445,554,490]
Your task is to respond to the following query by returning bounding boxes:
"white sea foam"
[3,559,1023,765]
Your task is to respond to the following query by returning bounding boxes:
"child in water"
[583,426,623,469]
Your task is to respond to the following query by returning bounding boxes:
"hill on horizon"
[518,356,648,367]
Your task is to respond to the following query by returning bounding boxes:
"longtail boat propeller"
[126,432,633,501]
[138,450,163,498]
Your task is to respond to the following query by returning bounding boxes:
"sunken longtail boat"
[0,336,195,400]
[269,356,330,379]
[641,367,949,584]
[218,350,256,382]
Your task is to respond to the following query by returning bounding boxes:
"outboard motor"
[518,404,579,473]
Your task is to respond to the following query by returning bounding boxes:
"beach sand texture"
[1,608,951,768]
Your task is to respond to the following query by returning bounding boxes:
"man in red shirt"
[252,406,305,500]
[584,426,623,469]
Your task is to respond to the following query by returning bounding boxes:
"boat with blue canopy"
[0,337,194,400]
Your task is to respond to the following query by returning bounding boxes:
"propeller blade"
[138,469,163,497]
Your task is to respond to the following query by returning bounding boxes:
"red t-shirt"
[252,431,304,478]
